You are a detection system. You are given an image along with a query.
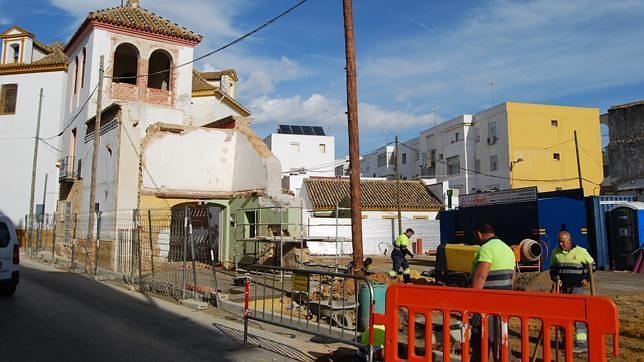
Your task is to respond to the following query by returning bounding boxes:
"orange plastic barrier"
[372,284,619,362]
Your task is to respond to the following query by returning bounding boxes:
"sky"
[2,0,643,157]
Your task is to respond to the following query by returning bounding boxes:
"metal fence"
[242,264,376,361]
[23,205,221,303]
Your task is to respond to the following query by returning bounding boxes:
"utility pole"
[87,56,104,266]
[40,172,48,230]
[343,0,364,274]
[28,88,44,248]
[395,136,402,235]
[574,130,583,191]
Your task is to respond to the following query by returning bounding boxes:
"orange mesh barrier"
[371,284,619,362]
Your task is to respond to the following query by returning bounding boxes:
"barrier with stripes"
[372,284,619,361]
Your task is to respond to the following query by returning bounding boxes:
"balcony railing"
[59,156,78,182]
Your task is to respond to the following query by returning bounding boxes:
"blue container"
[586,196,636,269]
[358,283,386,331]
[537,191,588,270]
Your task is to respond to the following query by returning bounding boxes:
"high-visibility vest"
[550,245,595,288]
[394,233,410,248]
[472,237,515,290]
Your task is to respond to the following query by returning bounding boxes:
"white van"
[0,215,19,296]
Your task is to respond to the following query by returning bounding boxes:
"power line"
[106,0,309,81]
[580,146,603,168]
[42,84,99,140]
[119,120,172,208]
[38,138,61,153]
[397,139,582,183]
[39,0,309,142]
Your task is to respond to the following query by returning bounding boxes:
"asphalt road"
[0,261,296,362]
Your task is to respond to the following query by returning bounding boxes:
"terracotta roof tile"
[86,5,202,43]
[201,69,238,82]
[192,69,216,92]
[303,178,442,211]
[0,45,67,74]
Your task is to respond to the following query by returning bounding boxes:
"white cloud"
[49,0,305,96]
[249,94,440,130]
[50,0,245,40]
[361,0,644,112]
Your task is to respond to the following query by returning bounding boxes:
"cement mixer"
[434,239,543,287]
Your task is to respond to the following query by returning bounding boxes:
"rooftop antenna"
[488,80,496,105]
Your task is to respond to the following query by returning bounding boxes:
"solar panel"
[302,126,315,135]
[291,125,304,135]
[279,125,292,134]
[313,126,326,136]
[278,124,326,136]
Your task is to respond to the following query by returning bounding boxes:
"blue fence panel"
[587,196,637,269]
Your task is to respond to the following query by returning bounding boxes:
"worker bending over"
[550,231,595,353]
[388,228,414,283]
[470,222,515,361]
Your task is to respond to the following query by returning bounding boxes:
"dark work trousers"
[391,247,409,274]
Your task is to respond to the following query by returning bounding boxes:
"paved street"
[0,260,298,362]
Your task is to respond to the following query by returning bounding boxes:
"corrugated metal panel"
[305,217,441,256]
[538,196,588,270]
[587,195,636,269]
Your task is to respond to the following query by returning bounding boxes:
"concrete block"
[180,299,208,310]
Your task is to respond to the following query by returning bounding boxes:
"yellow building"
[472,102,603,196]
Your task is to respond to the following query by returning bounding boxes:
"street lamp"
[509,158,524,188]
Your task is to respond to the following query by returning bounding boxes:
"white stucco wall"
[418,115,474,193]
[264,132,335,193]
[60,26,199,216]
[361,145,395,178]
[185,95,238,127]
[142,127,235,193]
[470,104,511,192]
[0,70,66,227]
[141,124,282,196]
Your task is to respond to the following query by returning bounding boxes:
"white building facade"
[0,26,67,227]
[263,125,335,195]
[48,1,261,243]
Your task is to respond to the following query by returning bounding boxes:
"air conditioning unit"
[487,136,498,145]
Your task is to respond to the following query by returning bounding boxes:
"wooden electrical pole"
[28,88,44,248]
[87,56,104,265]
[343,0,364,274]
[574,130,583,191]
[395,136,402,235]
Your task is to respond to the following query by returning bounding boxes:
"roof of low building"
[192,70,250,116]
[303,177,442,211]
[66,1,202,52]
[609,100,644,110]
[200,69,239,82]
[0,34,68,75]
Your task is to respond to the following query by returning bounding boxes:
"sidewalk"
[23,252,356,362]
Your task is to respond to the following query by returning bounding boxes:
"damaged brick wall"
[607,102,644,185]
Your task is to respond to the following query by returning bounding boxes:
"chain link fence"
[23,205,221,303]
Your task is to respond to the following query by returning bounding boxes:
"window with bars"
[490,155,498,171]
[0,84,18,114]
[446,155,460,175]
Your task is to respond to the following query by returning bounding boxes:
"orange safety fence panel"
[372,284,619,362]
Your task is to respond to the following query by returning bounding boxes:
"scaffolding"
[233,204,351,272]
[233,205,305,270]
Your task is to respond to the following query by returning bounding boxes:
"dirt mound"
[514,271,553,292]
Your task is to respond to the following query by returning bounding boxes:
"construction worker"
[470,222,515,361]
[388,228,414,283]
[550,230,595,353]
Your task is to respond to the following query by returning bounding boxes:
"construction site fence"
[242,264,376,361]
[373,284,620,362]
[22,206,221,303]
